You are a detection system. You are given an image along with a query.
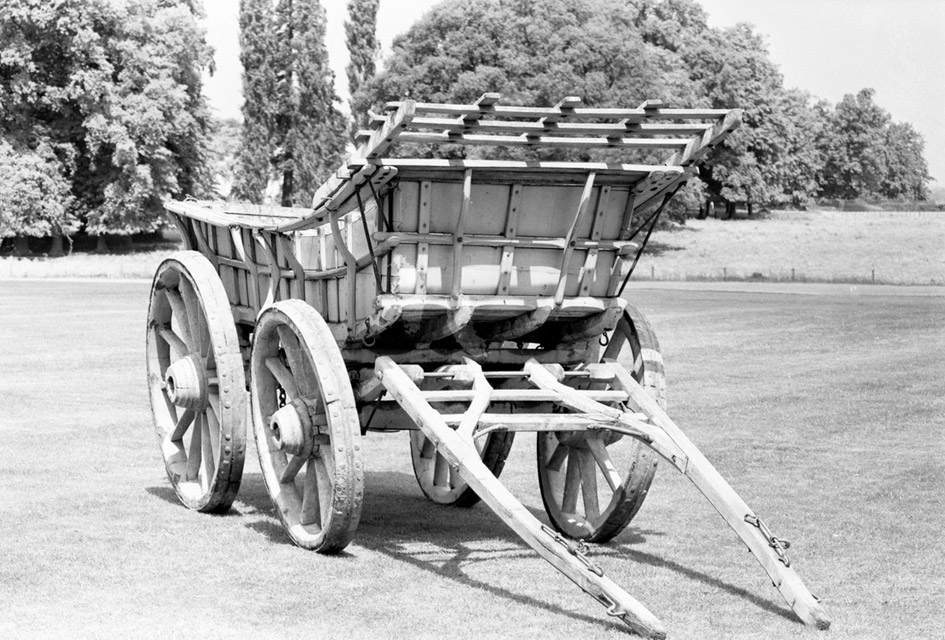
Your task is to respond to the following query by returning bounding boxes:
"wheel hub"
[164,354,209,410]
[270,399,314,457]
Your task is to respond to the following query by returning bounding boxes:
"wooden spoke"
[300,457,321,526]
[562,452,581,514]
[178,277,205,357]
[200,414,216,490]
[578,448,600,520]
[205,405,221,464]
[276,324,317,398]
[265,357,300,400]
[170,408,196,442]
[279,453,307,484]
[164,288,193,350]
[147,251,247,513]
[185,414,203,481]
[546,441,569,472]
[419,436,436,459]
[433,452,450,489]
[586,434,622,492]
[250,300,363,552]
[313,453,332,526]
[158,325,189,360]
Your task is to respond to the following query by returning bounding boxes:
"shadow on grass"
[149,470,796,627]
[607,546,797,623]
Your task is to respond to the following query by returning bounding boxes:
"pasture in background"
[2,210,942,286]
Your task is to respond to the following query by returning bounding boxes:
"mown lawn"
[0,280,942,639]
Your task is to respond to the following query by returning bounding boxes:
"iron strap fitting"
[745,514,792,567]
[541,524,604,577]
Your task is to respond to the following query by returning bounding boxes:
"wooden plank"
[373,357,666,639]
[230,227,258,314]
[496,184,522,296]
[374,231,636,252]
[665,109,742,167]
[395,131,689,150]
[252,231,280,311]
[554,173,596,305]
[385,100,731,121]
[578,185,610,296]
[409,117,713,137]
[450,169,473,300]
[414,181,432,295]
[358,100,416,160]
[405,306,474,343]
[480,306,553,342]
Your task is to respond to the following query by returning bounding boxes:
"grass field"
[1,280,942,639]
[638,210,944,285]
[0,210,943,286]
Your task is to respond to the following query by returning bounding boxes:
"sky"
[201,0,945,186]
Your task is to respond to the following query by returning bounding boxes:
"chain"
[540,525,604,577]
[745,514,792,567]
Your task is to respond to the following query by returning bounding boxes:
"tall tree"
[275,0,347,207]
[233,0,347,206]
[232,0,278,203]
[817,88,890,199]
[345,0,380,138]
[881,122,930,200]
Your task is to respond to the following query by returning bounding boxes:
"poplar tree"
[233,0,278,203]
[344,0,380,138]
[277,0,347,206]
[234,0,346,206]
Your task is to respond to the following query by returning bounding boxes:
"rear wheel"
[410,365,515,507]
[145,251,247,513]
[536,304,665,542]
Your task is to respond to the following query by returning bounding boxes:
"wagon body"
[164,96,733,367]
[149,95,830,637]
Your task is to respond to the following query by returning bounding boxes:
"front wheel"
[250,300,364,552]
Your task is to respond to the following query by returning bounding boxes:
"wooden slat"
[479,306,553,342]
[395,131,688,150]
[230,227,259,313]
[554,173,596,305]
[410,117,713,137]
[496,184,522,296]
[252,231,280,310]
[405,306,474,343]
[414,181,432,295]
[374,231,637,252]
[578,185,610,296]
[328,213,358,334]
[386,99,731,122]
[450,169,473,300]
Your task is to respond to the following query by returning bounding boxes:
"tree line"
[0,0,933,254]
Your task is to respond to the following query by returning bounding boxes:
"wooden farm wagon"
[145,95,830,637]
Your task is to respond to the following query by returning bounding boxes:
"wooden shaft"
[527,359,831,630]
[373,357,666,639]
[601,362,831,630]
